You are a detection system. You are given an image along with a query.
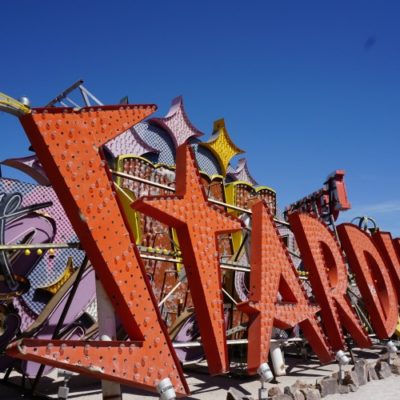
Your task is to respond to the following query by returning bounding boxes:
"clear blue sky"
[1,1,399,234]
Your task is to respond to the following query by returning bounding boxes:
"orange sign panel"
[133,145,242,375]
[238,202,333,374]
[7,106,188,396]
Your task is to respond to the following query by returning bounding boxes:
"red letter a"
[238,202,332,374]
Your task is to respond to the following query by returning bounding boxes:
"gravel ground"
[2,374,400,399]
[1,348,399,399]
[328,375,400,400]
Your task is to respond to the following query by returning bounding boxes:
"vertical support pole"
[95,278,122,400]
[270,342,286,376]
[338,364,344,385]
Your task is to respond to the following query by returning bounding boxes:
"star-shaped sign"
[201,119,244,176]
[238,201,332,374]
[227,158,258,186]
[104,125,158,159]
[150,96,204,147]
[133,144,242,374]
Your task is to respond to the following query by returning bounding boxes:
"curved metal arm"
[0,92,31,117]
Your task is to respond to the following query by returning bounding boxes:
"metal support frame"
[30,257,88,395]
[172,337,304,348]
[222,288,238,305]
[46,80,103,108]
[0,242,80,251]
[158,273,186,308]
[111,169,290,226]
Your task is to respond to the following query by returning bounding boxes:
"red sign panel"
[289,213,371,350]
[7,106,188,396]
[238,202,332,373]
[337,223,398,338]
